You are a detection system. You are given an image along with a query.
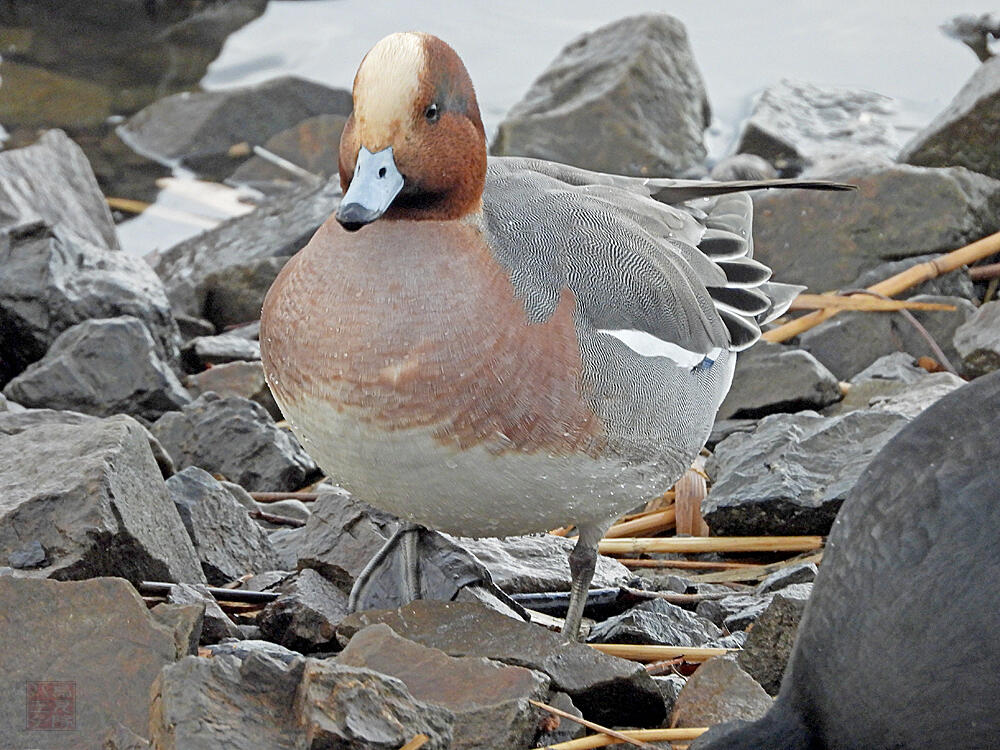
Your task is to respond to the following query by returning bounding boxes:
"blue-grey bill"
[336,146,405,230]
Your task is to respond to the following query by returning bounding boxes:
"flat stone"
[735,80,904,173]
[181,333,261,372]
[670,655,772,728]
[165,466,280,584]
[0,415,203,583]
[587,598,723,646]
[0,577,182,748]
[153,178,340,320]
[298,662,454,750]
[150,602,204,658]
[336,600,666,727]
[3,316,190,420]
[705,410,909,536]
[257,568,349,654]
[726,599,774,632]
[717,342,841,420]
[151,392,317,492]
[0,223,181,385]
[862,372,966,419]
[149,651,305,750]
[755,562,818,595]
[954,299,1000,378]
[900,55,1000,180]
[118,76,352,179]
[337,624,550,750]
[204,638,304,666]
[0,129,118,250]
[7,539,46,569]
[166,582,243,644]
[491,14,710,176]
[453,534,631,594]
[751,163,1000,293]
[737,592,810,695]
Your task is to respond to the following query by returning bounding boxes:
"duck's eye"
[425,103,440,123]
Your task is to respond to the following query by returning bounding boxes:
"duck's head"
[336,32,487,231]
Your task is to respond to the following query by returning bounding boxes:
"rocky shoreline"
[2,9,1000,750]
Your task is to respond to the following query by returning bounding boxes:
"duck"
[260,31,851,639]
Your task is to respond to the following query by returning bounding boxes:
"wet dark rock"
[751,164,1000,292]
[900,55,1000,180]
[799,294,976,379]
[670,655,772,728]
[119,76,352,180]
[532,691,587,746]
[175,313,216,342]
[0,415,203,583]
[735,80,903,174]
[337,600,666,727]
[849,253,977,301]
[337,624,550,750]
[737,592,809,695]
[181,333,261,372]
[165,466,279,585]
[229,113,347,193]
[257,568,350,654]
[299,661,454,750]
[153,178,340,320]
[717,342,841,420]
[166,582,243,644]
[150,651,305,750]
[705,410,909,536]
[755,562,818,595]
[0,577,183,748]
[151,602,205,657]
[0,129,118,250]
[491,14,710,176]
[296,489,400,592]
[954,299,1000,377]
[454,534,630,594]
[3,316,191,420]
[202,256,289,330]
[587,598,723,646]
[150,392,318,492]
[184,360,281,419]
[0,406,175,478]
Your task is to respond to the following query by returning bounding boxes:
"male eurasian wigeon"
[260,31,851,639]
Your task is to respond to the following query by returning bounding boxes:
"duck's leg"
[348,521,422,611]
[561,523,607,641]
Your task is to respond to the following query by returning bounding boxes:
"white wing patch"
[600,329,723,369]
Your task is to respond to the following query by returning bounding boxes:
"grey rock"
[203,256,290,330]
[532,692,587,747]
[219,479,259,510]
[118,76,352,179]
[151,392,317,492]
[150,651,305,750]
[454,534,631,594]
[165,466,280,584]
[751,164,1000,293]
[205,638,304,665]
[755,562,818,595]
[654,674,687,721]
[151,602,205,657]
[714,631,749,649]
[491,14,710,177]
[240,570,294,593]
[850,253,977,301]
[153,178,339,320]
[830,354,966,419]
[587,598,723,646]
[166,582,243,644]
[181,333,261,372]
[705,410,909,536]
[800,294,976,379]
[670,655,772,728]
[709,153,778,181]
[257,568,350,654]
[269,526,309,570]
[102,723,153,750]
[0,223,182,384]
[7,540,47,569]
[0,406,175,478]
[3,316,190,420]
[900,55,1000,180]
[737,592,810,695]
[736,80,904,173]
[708,418,759,449]
[296,489,400,592]
[174,313,216,342]
[0,577,182,748]
[0,415,204,583]
[0,394,25,412]
[718,342,841,420]
[863,372,966,419]
[337,624,549,750]
[337,600,666,727]
[851,352,933,383]
[257,498,311,525]
[298,662,454,750]
[0,129,118,250]
[954,299,1000,377]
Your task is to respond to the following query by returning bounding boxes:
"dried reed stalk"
[788,294,955,312]
[535,728,707,750]
[615,558,758,570]
[589,644,733,662]
[598,536,823,555]
[603,508,676,538]
[674,456,709,536]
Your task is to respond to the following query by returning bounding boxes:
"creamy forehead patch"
[353,32,427,146]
